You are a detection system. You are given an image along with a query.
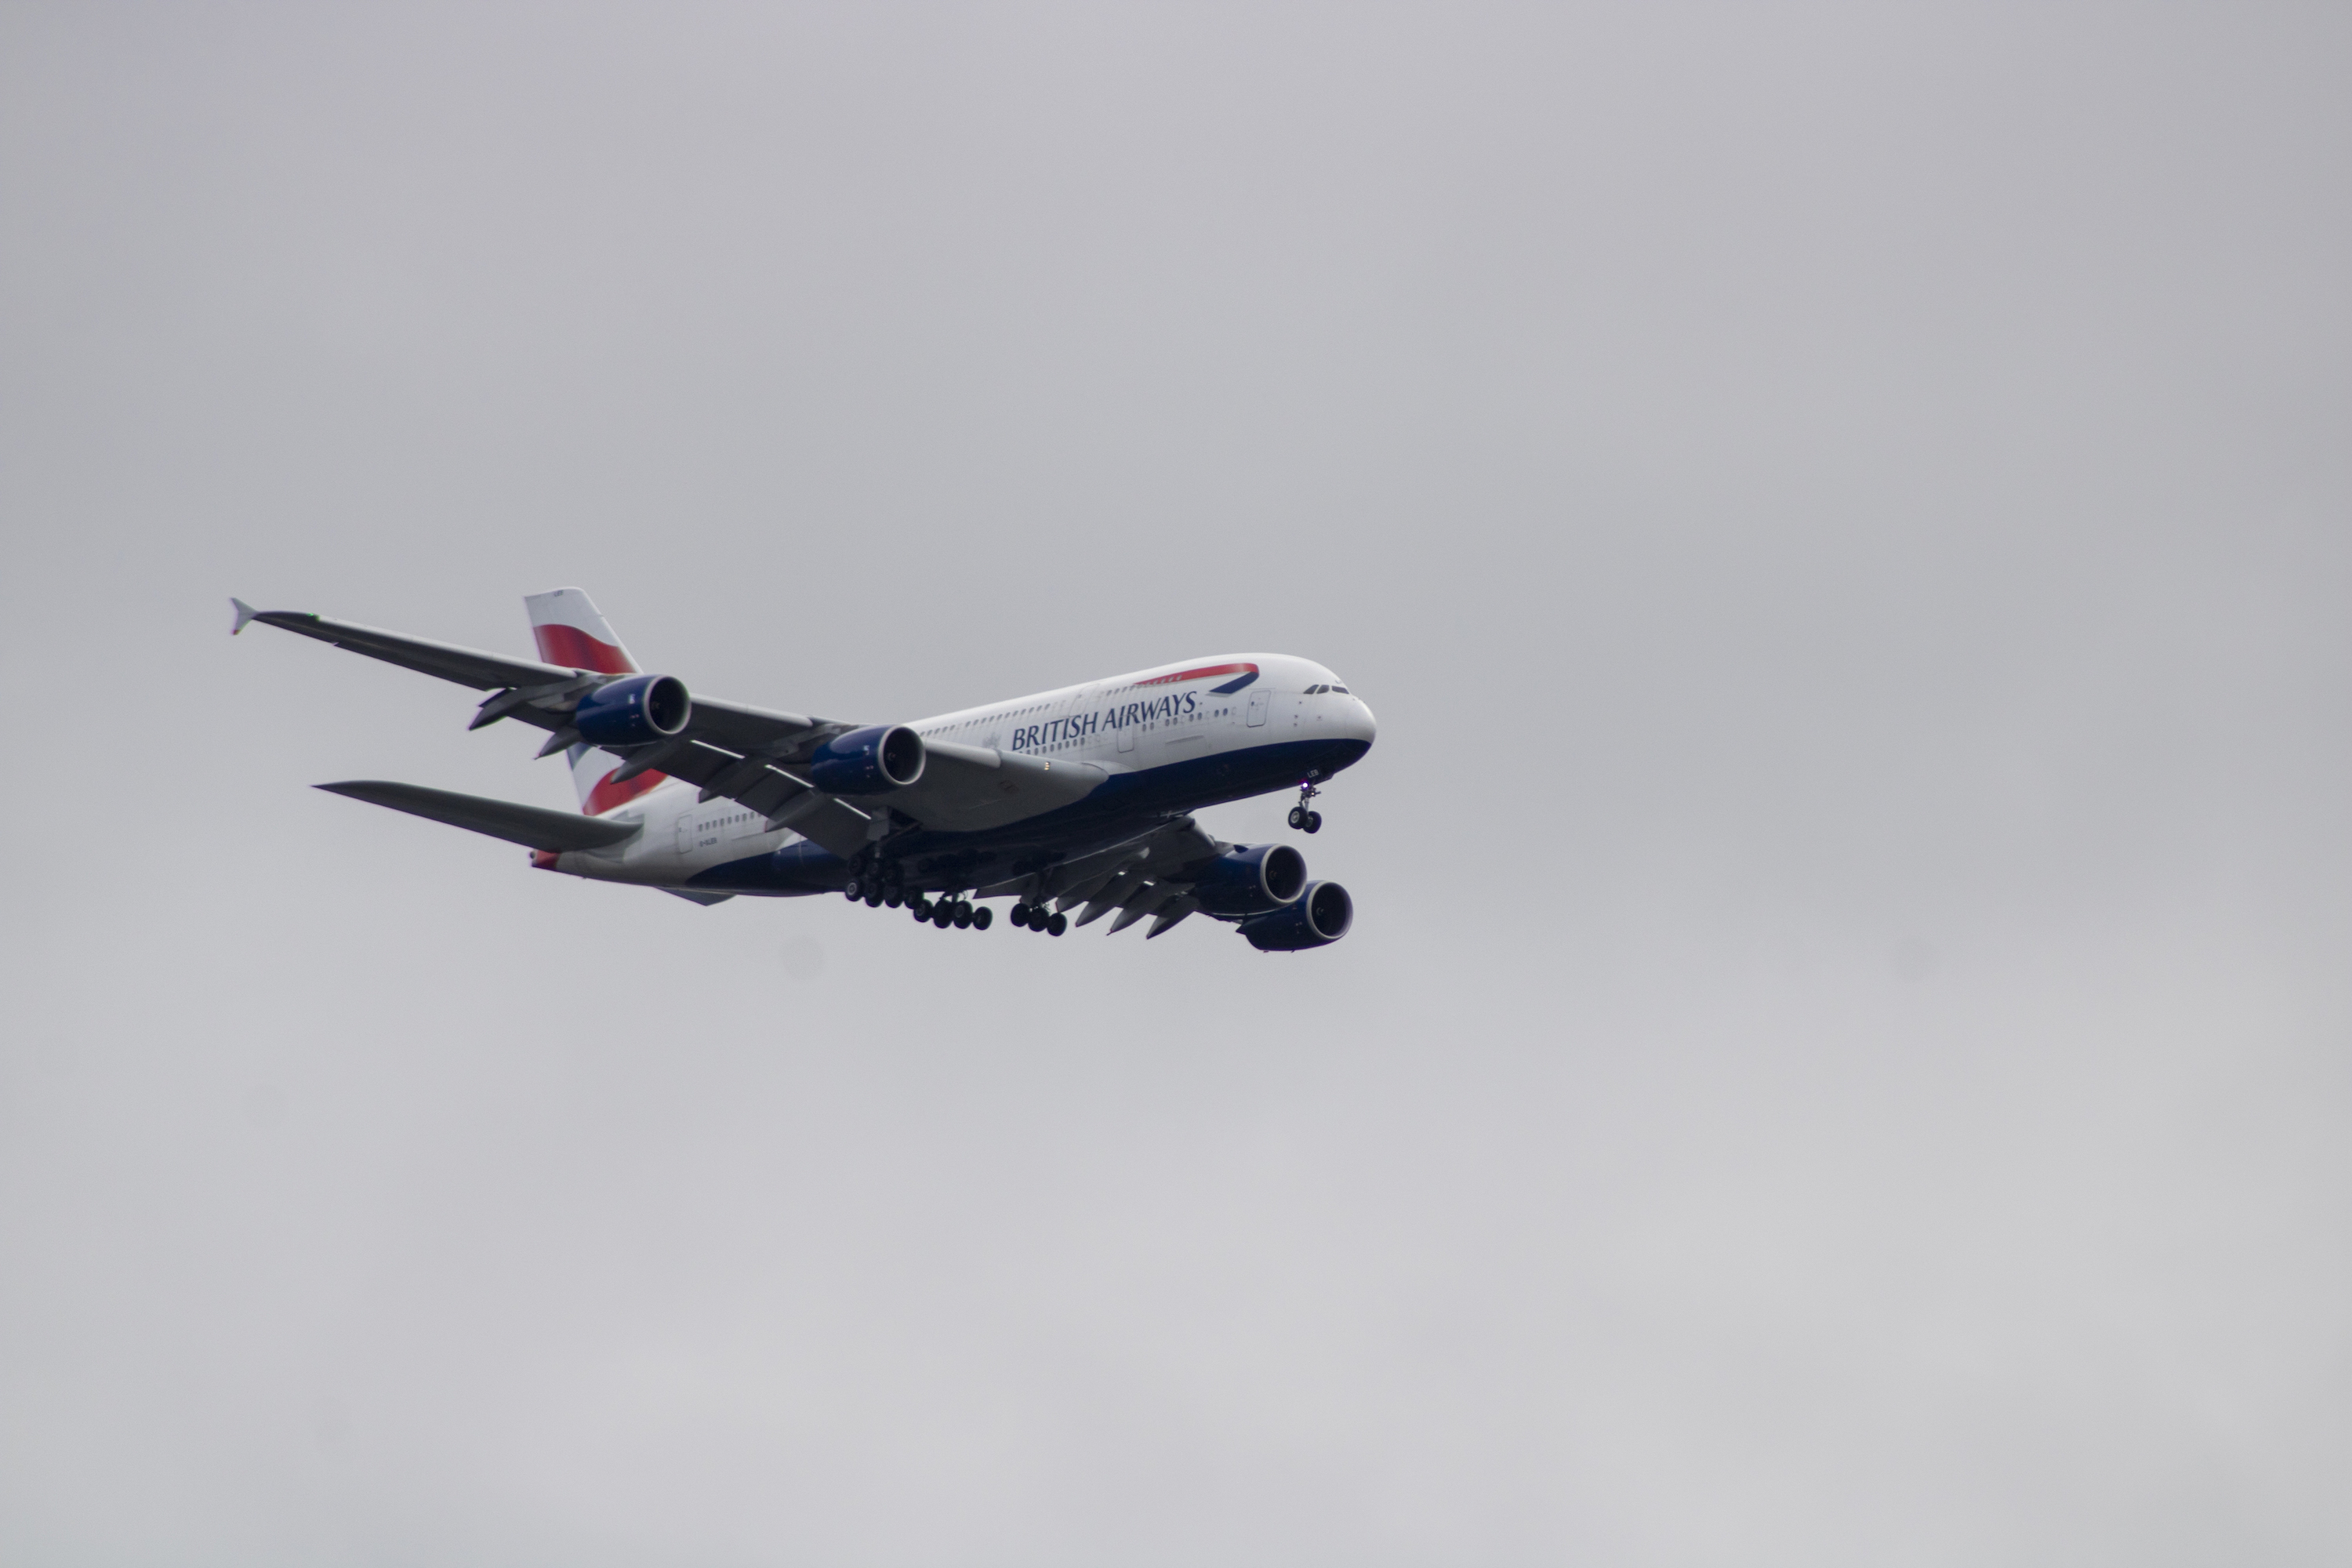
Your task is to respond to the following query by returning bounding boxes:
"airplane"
[231,588,1375,949]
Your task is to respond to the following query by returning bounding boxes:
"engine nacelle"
[808,724,926,794]
[1190,843,1308,916]
[573,674,691,747]
[1239,880,1353,951]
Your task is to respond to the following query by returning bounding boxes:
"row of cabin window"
[925,710,1044,737]
[706,681,1275,804]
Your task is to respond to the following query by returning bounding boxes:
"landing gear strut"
[1287,778,1323,834]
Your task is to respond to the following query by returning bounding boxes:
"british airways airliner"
[234,589,1375,949]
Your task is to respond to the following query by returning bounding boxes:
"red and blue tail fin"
[524,587,665,815]
[527,586,639,675]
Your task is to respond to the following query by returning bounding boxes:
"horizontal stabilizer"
[315,781,641,853]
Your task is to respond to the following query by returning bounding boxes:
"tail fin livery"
[526,587,639,674]
[524,587,665,815]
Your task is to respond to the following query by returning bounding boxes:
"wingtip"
[230,597,260,635]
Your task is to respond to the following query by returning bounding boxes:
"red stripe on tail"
[584,769,665,815]
[534,624,637,674]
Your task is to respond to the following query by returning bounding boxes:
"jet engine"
[808,724,927,794]
[573,674,691,747]
[1239,880,1353,950]
[1189,843,1308,916]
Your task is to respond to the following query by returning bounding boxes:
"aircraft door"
[1247,687,1270,727]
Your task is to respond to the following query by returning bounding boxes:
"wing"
[233,602,840,746]
[971,817,1228,938]
[235,598,885,850]
[234,598,1103,860]
[235,603,585,689]
[887,740,1109,829]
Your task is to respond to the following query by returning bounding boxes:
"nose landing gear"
[1287,779,1324,834]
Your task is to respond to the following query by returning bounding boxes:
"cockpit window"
[1331,684,1348,693]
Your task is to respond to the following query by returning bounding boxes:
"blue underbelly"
[688,735,1367,896]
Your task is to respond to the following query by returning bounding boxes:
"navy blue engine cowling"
[1239,880,1353,950]
[573,674,691,747]
[1189,843,1308,916]
[807,724,926,794]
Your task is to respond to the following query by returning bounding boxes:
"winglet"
[230,597,261,635]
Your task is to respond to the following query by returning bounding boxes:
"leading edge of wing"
[233,601,579,691]
[232,600,840,745]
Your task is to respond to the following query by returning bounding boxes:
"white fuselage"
[556,651,1374,887]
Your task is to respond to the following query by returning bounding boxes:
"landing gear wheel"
[971,906,993,931]
[884,889,902,909]
[1291,778,1324,832]
[910,900,931,922]
[1008,904,1030,929]
[866,887,884,907]
[844,877,862,902]
[952,903,972,929]
[1046,912,1069,936]
[932,903,954,928]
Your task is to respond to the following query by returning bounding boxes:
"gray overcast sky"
[3,3,2349,1563]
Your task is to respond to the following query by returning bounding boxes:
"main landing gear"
[876,888,987,931]
[843,873,891,905]
[1007,902,1067,936]
[840,873,1063,935]
[900,891,991,930]
[1287,778,1324,834]
[842,855,1029,935]
[842,856,905,907]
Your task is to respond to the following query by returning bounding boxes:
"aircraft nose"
[1342,696,1377,746]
